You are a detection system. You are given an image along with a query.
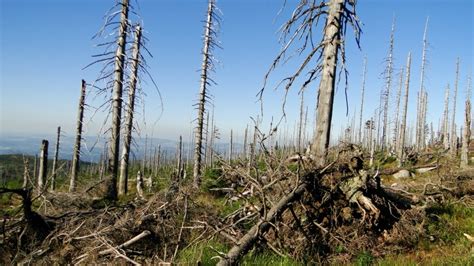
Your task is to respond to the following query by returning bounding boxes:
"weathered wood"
[118,25,142,196]
[51,126,61,191]
[70,80,86,192]
[397,53,411,166]
[461,76,471,168]
[450,58,460,155]
[106,0,129,200]
[311,0,345,166]
[358,57,367,145]
[38,139,49,192]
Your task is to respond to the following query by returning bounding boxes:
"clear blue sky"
[1,0,472,145]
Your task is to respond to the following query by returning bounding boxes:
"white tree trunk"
[70,80,86,192]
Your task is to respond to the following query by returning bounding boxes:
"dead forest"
[1,0,473,265]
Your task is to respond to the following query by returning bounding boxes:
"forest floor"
[0,148,473,265]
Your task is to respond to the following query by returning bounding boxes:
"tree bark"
[381,18,395,151]
[397,53,411,167]
[106,0,129,200]
[38,139,49,192]
[461,76,471,168]
[416,18,429,151]
[443,84,451,150]
[118,25,142,196]
[311,0,344,166]
[358,56,367,145]
[70,80,86,192]
[450,58,460,155]
[51,126,60,191]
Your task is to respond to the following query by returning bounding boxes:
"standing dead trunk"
[416,18,429,152]
[297,90,305,152]
[358,56,367,145]
[311,0,345,166]
[461,76,472,168]
[70,80,86,192]
[193,0,218,189]
[381,18,395,151]
[177,135,184,181]
[38,140,49,192]
[51,126,61,191]
[443,84,451,150]
[106,0,129,200]
[397,53,411,167]
[23,157,30,189]
[243,125,248,159]
[450,58,460,155]
[229,129,233,163]
[118,25,142,196]
[393,68,403,151]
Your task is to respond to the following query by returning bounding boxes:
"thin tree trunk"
[229,129,233,163]
[358,56,367,145]
[118,25,142,196]
[461,76,472,167]
[443,84,451,150]
[416,18,429,151]
[397,53,411,167]
[297,90,305,152]
[70,80,86,192]
[243,124,248,159]
[177,135,183,181]
[38,140,49,192]
[381,18,395,151]
[23,157,30,189]
[393,68,403,151]
[106,0,129,200]
[193,0,217,188]
[311,0,345,166]
[450,58,460,155]
[51,126,61,191]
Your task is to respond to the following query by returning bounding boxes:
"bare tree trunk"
[443,84,451,150]
[461,76,472,168]
[297,90,305,152]
[51,126,61,191]
[393,68,403,151]
[311,0,344,166]
[358,56,367,145]
[193,0,218,189]
[106,0,129,200]
[118,25,142,196]
[38,140,49,192]
[229,129,233,163]
[23,157,30,189]
[450,58,460,155]
[397,53,411,167]
[416,18,429,152]
[142,135,148,174]
[243,124,248,159]
[33,154,37,182]
[381,18,395,151]
[70,80,86,192]
[177,135,184,181]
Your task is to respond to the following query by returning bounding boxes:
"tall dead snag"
[393,68,403,150]
[193,0,220,189]
[38,140,49,192]
[416,17,429,151]
[70,80,86,192]
[397,53,411,167]
[260,0,360,167]
[450,58,460,155]
[461,76,472,168]
[358,56,367,144]
[297,90,305,152]
[118,25,142,196]
[106,0,129,200]
[51,126,61,191]
[443,84,451,150]
[381,18,395,151]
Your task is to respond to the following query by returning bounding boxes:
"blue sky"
[1,0,472,145]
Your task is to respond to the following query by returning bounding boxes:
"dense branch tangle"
[260,0,360,166]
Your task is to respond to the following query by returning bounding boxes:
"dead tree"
[106,0,130,200]
[358,56,367,145]
[229,129,233,162]
[397,53,411,166]
[193,0,220,189]
[297,90,305,152]
[393,68,403,150]
[260,0,360,166]
[461,76,472,167]
[381,18,395,151]
[177,135,184,181]
[38,140,49,192]
[118,25,142,196]
[70,80,86,192]
[416,17,429,151]
[51,126,61,191]
[450,58,460,155]
[443,84,451,150]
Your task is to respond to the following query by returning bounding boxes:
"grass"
[177,238,228,265]
[242,250,302,266]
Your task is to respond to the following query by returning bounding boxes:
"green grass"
[242,250,302,266]
[177,238,228,265]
